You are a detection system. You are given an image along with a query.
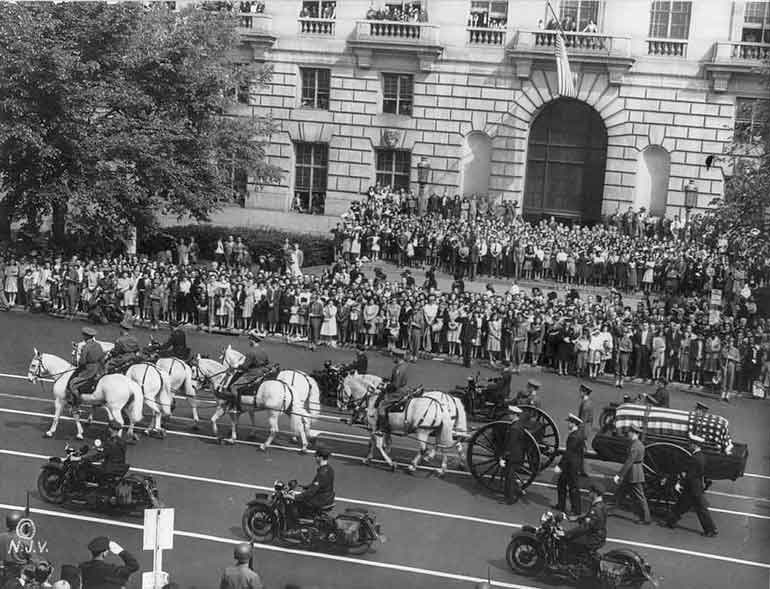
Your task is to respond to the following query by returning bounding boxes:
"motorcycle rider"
[561,481,608,560]
[105,322,142,374]
[222,330,270,405]
[375,349,408,433]
[0,512,26,584]
[67,327,105,407]
[80,421,128,482]
[288,446,335,528]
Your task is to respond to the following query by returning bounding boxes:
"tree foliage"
[0,1,281,243]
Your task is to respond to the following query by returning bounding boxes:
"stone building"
[226,0,768,221]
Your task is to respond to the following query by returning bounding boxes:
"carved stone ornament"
[382,129,401,148]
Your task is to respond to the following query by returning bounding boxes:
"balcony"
[237,13,276,59]
[646,37,688,57]
[348,20,443,71]
[467,26,506,46]
[705,41,770,91]
[507,30,634,84]
[298,17,336,36]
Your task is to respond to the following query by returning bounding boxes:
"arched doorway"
[460,131,492,197]
[634,146,670,217]
[523,99,608,222]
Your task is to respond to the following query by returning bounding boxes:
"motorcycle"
[241,480,385,555]
[506,511,658,589]
[37,441,161,514]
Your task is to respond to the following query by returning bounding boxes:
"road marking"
[0,501,536,589]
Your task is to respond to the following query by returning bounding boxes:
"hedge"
[142,225,334,267]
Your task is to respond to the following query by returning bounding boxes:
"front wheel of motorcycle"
[506,534,546,577]
[37,470,65,504]
[241,504,275,543]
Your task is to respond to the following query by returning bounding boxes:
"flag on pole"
[555,31,577,98]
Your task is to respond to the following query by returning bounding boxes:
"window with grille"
[376,149,411,190]
[559,0,599,31]
[294,142,328,215]
[649,1,691,39]
[300,68,330,109]
[742,2,770,43]
[468,1,508,27]
[383,74,413,116]
[735,98,769,142]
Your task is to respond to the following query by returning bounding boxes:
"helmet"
[6,511,22,530]
[233,542,251,563]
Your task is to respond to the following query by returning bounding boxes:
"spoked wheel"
[37,470,65,504]
[506,533,546,576]
[241,504,275,543]
[466,421,542,494]
[642,442,691,511]
[519,406,560,469]
[599,407,617,432]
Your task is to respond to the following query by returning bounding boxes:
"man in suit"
[219,543,264,589]
[633,322,652,381]
[79,536,139,589]
[664,434,717,537]
[67,327,105,406]
[554,414,585,515]
[499,405,528,504]
[613,425,651,524]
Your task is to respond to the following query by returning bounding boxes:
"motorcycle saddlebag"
[115,481,133,505]
[334,515,361,545]
[598,551,637,589]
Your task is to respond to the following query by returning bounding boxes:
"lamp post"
[683,179,698,222]
[416,156,431,216]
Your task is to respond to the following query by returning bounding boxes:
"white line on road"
[0,501,537,589]
[4,447,770,569]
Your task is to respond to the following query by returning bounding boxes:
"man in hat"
[79,535,139,589]
[220,543,264,589]
[577,384,594,437]
[288,446,335,527]
[554,413,585,515]
[343,346,368,375]
[562,482,608,560]
[513,379,542,409]
[376,350,408,433]
[492,361,516,409]
[613,425,651,525]
[664,433,717,537]
[499,405,528,504]
[80,420,128,483]
[105,322,142,374]
[647,377,670,408]
[224,330,271,402]
[153,322,190,361]
[67,327,105,407]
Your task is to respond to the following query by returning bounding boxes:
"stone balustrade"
[647,37,688,57]
[354,19,440,45]
[298,17,336,36]
[467,26,506,46]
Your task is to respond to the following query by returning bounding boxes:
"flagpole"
[545,1,564,34]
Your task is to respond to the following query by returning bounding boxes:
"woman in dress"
[4,258,19,307]
[362,296,380,348]
[446,302,461,357]
[288,296,301,338]
[679,327,692,385]
[705,332,722,381]
[486,311,502,366]
[385,296,401,353]
[642,259,655,294]
[627,258,637,293]
[651,329,666,381]
[320,297,338,347]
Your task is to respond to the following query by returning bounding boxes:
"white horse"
[125,363,173,436]
[339,373,384,409]
[348,382,468,475]
[28,349,144,441]
[197,356,319,451]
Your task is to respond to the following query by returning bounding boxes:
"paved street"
[1,311,768,589]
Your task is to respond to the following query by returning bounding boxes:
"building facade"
[227,0,768,220]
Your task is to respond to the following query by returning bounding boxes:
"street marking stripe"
[0,501,536,589]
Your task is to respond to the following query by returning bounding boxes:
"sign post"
[142,508,174,589]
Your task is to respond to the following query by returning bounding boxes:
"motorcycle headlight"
[94,439,103,449]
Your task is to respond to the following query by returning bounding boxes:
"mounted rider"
[104,321,142,374]
[152,322,191,362]
[67,327,105,407]
[375,349,408,432]
[222,330,271,403]
[343,346,368,375]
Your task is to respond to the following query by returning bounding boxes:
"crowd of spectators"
[366,2,427,23]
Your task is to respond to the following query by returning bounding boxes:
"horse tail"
[308,376,321,417]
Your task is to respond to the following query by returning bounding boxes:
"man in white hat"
[553,413,585,515]
[663,433,717,537]
[499,404,527,504]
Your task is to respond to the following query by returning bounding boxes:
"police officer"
[613,424,651,525]
[81,421,128,481]
[664,433,717,537]
[105,322,140,374]
[376,349,408,432]
[67,327,105,407]
[562,482,608,559]
[219,543,264,589]
[0,512,26,585]
[513,379,542,409]
[499,405,528,505]
[554,414,585,515]
[289,446,335,525]
[225,331,270,397]
[79,536,139,589]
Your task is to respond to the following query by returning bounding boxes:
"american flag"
[555,31,577,98]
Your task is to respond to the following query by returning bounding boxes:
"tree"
[0,2,281,245]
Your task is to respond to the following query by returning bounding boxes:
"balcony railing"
[354,20,440,45]
[467,26,506,46]
[237,13,272,36]
[299,17,336,36]
[714,41,770,62]
[647,37,688,57]
[511,29,631,56]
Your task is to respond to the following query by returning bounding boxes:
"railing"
[512,29,631,56]
[298,17,336,36]
[237,13,272,35]
[647,38,688,57]
[467,26,506,46]
[354,20,440,45]
[713,40,770,62]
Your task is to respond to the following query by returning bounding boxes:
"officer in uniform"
[79,536,139,589]
[376,349,408,432]
[342,347,368,375]
[154,322,190,361]
[224,331,270,402]
[554,414,585,515]
[81,420,128,482]
[289,446,335,525]
[492,361,516,408]
[613,424,651,525]
[105,322,141,374]
[646,377,670,408]
[664,433,718,537]
[0,512,26,585]
[513,379,542,409]
[67,327,106,406]
[562,482,608,559]
[499,405,528,505]
[219,543,264,589]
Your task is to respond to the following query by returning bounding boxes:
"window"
[300,0,336,18]
[468,1,508,27]
[735,98,769,142]
[559,0,599,31]
[376,149,411,190]
[300,68,330,109]
[383,74,413,116]
[742,2,770,43]
[294,142,328,215]
[649,1,691,39]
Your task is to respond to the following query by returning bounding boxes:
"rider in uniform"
[554,414,585,515]
[343,346,368,375]
[375,349,408,433]
[223,330,270,405]
[499,405,528,504]
[80,421,128,481]
[492,361,516,408]
[67,327,105,407]
[105,322,141,374]
[289,446,335,527]
[153,322,190,361]
[0,512,26,585]
[562,482,608,560]
[513,379,542,409]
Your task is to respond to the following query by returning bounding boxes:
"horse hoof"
[290,436,299,444]
[299,447,308,455]
[190,423,200,432]
[43,432,53,439]
[362,458,371,467]
[76,434,84,441]
[405,466,415,475]
[224,439,235,446]
[437,470,446,478]
[258,443,267,452]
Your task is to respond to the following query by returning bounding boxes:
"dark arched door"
[523,99,607,222]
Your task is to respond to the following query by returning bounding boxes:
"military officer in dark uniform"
[220,543,264,589]
[105,322,141,373]
[492,361,516,407]
[554,414,585,515]
[224,330,270,398]
[79,536,139,589]
[154,322,190,361]
[376,349,408,432]
[513,379,542,409]
[343,347,368,375]
[562,482,608,559]
[664,433,717,537]
[646,377,670,408]
[500,405,528,504]
[613,424,651,525]
[67,327,105,406]
[81,420,128,481]
[289,446,335,526]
